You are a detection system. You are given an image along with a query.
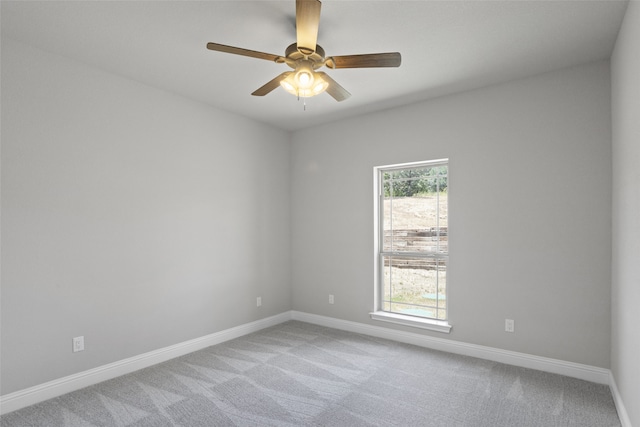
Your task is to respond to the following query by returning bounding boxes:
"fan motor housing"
[285,43,325,68]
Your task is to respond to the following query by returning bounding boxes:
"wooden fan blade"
[251,72,292,96]
[296,0,321,55]
[317,72,350,102]
[326,52,401,69]
[207,42,282,62]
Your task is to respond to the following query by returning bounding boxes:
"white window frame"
[371,159,452,333]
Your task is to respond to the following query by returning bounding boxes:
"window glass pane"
[382,196,393,252]
[382,179,447,254]
[436,259,447,320]
[388,166,446,182]
[437,258,447,310]
[381,256,446,320]
[390,302,437,319]
[382,255,391,308]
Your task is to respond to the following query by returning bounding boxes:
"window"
[372,159,450,333]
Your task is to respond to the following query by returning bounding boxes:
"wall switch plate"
[256,297,262,307]
[73,336,85,352]
[505,319,515,333]
[329,294,334,304]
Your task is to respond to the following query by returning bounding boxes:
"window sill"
[370,311,452,334]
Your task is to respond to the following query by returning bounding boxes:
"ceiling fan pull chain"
[295,90,307,111]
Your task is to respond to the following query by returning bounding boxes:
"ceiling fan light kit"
[281,71,328,99]
[206,0,401,105]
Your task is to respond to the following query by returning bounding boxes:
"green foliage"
[383,166,447,197]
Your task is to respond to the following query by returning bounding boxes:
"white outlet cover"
[505,319,515,333]
[73,336,85,352]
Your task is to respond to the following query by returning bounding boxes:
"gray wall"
[291,61,612,368]
[1,31,626,403]
[611,1,640,425]
[1,39,292,395]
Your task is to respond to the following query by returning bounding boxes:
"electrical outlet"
[505,319,515,333]
[73,336,85,352]
[256,297,262,307]
[329,294,334,304]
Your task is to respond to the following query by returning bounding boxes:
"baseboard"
[609,371,633,427]
[2,310,627,422]
[0,311,292,415]
[291,311,611,385]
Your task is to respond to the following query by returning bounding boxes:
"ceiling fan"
[206,0,401,102]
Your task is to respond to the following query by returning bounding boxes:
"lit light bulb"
[279,61,329,99]
[282,81,295,92]
[299,72,310,85]
[313,82,326,94]
[296,70,313,89]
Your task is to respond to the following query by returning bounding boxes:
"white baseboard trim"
[609,371,632,427]
[291,311,611,385]
[2,310,629,424]
[0,312,291,415]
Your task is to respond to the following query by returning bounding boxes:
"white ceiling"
[1,0,628,131]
